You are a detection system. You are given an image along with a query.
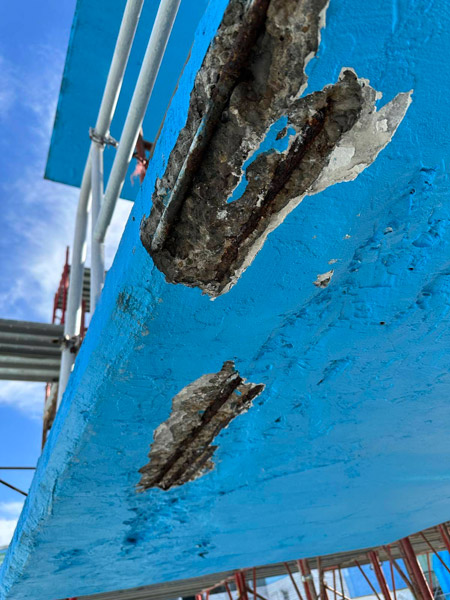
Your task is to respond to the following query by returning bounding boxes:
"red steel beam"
[235,571,249,600]
[225,582,233,600]
[284,562,305,600]
[62,246,70,324]
[298,559,318,600]
[324,585,351,600]
[426,552,433,589]
[388,554,397,600]
[354,560,381,600]
[317,557,328,600]
[368,550,392,600]
[438,524,450,555]
[419,532,450,576]
[399,538,433,600]
[245,584,270,600]
[382,545,414,596]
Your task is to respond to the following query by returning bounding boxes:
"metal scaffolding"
[75,522,450,600]
[0,248,94,385]
[0,319,63,382]
[58,0,182,407]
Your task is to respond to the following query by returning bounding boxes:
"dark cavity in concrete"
[141,0,411,297]
[138,361,264,491]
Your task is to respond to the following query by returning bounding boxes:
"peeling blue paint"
[2,0,450,599]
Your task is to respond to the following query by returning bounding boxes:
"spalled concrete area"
[138,361,264,491]
[2,0,450,599]
[141,0,410,297]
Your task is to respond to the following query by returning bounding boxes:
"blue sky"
[0,0,131,545]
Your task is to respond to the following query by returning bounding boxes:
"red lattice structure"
[43,248,89,447]
[193,524,450,600]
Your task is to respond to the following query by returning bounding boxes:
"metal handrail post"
[90,143,105,312]
[94,0,182,244]
[57,0,144,406]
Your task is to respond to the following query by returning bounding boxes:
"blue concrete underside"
[45,0,209,200]
[2,0,450,598]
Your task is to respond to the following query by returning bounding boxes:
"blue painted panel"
[344,563,407,597]
[2,0,450,599]
[433,552,450,595]
[45,0,209,200]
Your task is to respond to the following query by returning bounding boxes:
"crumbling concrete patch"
[314,269,334,288]
[140,0,411,297]
[138,361,264,491]
[308,79,412,195]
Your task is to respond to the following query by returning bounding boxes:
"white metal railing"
[57,0,182,406]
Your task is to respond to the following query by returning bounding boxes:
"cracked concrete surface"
[141,0,411,297]
[138,361,264,491]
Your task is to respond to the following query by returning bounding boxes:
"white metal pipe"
[58,0,144,406]
[0,369,60,383]
[0,319,64,336]
[90,143,105,312]
[0,331,62,345]
[94,0,182,244]
[0,356,61,367]
[58,164,91,404]
[95,0,145,137]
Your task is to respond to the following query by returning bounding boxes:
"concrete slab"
[2,0,450,598]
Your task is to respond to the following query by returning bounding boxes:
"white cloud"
[0,519,18,547]
[0,47,77,322]
[0,46,132,322]
[0,381,45,420]
[0,501,24,518]
[0,46,133,420]
[0,175,78,322]
[0,501,24,546]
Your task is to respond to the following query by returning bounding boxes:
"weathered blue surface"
[344,562,406,597]
[45,0,209,200]
[2,0,450,598]
[433,552,450,594]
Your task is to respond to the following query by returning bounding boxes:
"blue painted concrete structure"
[2,0,450,598]
[45,0,209,200]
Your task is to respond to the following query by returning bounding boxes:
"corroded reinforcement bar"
[150,0,272,251]
[138,361,264,491]
[141,0,411,297]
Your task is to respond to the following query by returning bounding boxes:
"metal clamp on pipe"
[89,127,119,148]
[60,334,82,354]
